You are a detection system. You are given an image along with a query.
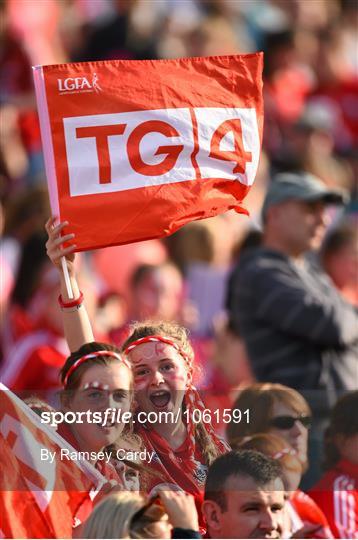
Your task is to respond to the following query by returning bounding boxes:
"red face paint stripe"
[124,335,190,362]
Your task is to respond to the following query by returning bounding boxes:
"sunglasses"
[270,415,312,430]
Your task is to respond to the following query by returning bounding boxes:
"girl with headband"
[122,321,229,495]
[58,341,138,487]
[45,218,228,495]
[52,341,143,531]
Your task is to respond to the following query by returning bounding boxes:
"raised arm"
[45,217,95,351]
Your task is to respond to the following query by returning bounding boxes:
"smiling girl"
[45,218,228,495]
[58,341,133,480]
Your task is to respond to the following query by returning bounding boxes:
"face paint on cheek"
[134,375,148,389]
[163,364,188,388]
[166,371,186,383]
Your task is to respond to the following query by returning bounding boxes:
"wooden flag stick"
[61,256,74,299]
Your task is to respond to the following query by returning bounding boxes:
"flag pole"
[61,256,74,299]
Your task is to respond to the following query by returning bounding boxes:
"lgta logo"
[58,73,102,94]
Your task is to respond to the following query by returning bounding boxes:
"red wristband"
[58,291,84,309]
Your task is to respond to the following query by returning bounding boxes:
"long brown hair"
[123,321,224,466]
[226,383,311,447]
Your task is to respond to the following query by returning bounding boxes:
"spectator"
[130,263,184,322]
[82,492,169,539]
[226,383,311,469]
[0,232,68,395]
[58,342,135,480]
[1,185,50,278]
[122,320,229,495]
[288,104,354,191]
[94,291,128,343]
[46,215,229,496]
[320,222,358,306]
[227,172,357,484]
[202,450,285,539]
[166,217,235,337]
[82,490,201,539]
[239,434,333,538]
[309,23,358,152]
[309,391,358,538]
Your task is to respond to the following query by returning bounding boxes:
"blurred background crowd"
[0,0,357,494]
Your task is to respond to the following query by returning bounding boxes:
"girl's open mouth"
[149,390,171,408]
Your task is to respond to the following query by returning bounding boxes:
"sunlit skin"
[282,467,302,492]
[147,516,171,539]
[264,200,329,258]
[132,265,184,322]
[62,363,132,460]
[325,244,358,289]
[202,476,286,539]
[268,401,309,466]
[128,342,189,449]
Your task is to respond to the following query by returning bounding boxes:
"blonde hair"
[82,492,168,539]
[122,320,225,466]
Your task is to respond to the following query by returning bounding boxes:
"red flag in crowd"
[0,383,104,539]
[33,54,263,251]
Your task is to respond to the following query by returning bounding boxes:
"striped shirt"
[228,248,358,412]
[309,460,358,538]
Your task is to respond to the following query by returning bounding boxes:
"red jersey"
[289,490,334,538]
[0,330,68,395]
[309,460,358,538]
[137,423,214,534]
[309,79,358,149]
[1,304,34,361]
[57,423,123,530]
[57,423,121,483]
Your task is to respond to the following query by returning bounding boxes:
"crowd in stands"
[0,0,357,538]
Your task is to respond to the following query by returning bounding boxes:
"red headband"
[124,335,191,363]
[124,334,228,465]
[63,350,130,387]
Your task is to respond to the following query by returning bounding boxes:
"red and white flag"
[33,54,263,251]
[0,383,105,539]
